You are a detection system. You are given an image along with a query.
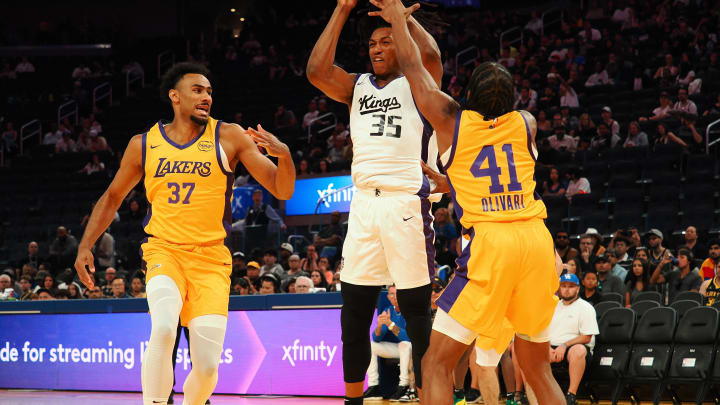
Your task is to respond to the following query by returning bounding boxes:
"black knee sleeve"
[341,282,382,383]
[397,284,432,389]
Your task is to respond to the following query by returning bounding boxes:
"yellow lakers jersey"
[442,110,546,227]
[705,278,720,306]
[142,117,233,244]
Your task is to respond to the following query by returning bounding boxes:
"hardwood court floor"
[0,390,711,404]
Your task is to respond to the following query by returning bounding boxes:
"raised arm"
[75,135,144,288]
[306,0,358,105]
[222,123,295,200]
[373,0,458,154]
[407,17,443,87]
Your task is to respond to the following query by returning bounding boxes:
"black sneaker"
[399,388,418,402]
[168,390,175,404]
[518,391,530,405]
[390,385,409,402]
[465,388,481,403]
[566,392,578,405]
[364,385,383,401]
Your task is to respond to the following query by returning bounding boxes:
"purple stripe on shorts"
[445,173,464,222]
[419,197,436,280]
[417,175,430,198]
[436,226,475,312]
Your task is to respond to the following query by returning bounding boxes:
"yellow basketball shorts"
[141,237,232,327]
[436,219,559,350]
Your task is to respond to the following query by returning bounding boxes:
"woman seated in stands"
[625,258,654,307]
[543,166,566,197]
[653,122,687,149]
[536,110,553,138]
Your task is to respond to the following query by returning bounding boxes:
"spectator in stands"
[514,87,536,112]
[301,244,319,273]
[673,88,697,115]
[14,57,35,73]
[600,107,620,138]
[41,274,56,293]
[548,273,599,405]
[328,136,348,165]
[92,231,114,270]
[43,123,63,145]
[703,94,720,117]
[313,210,343,254]
[88,133,110,153]
[625,258,653,307]
[612,235,633,270]
[646,229,668,267]
[129,275,146,298]
[623,121,649,148]
[654,122,686,148]
[260,249,285,279]
[326,122,349,149]
[285,254,307,279]
[653,54,678,86]
[578,19,601,42]
[555,231,578,263]
[537,85,558,112]
[37,289,54,300]
[245,189,286,231]
[560,106,579,132]
[85,285,104,299]
[18,276,33,300]
[605,248,628,282]
[634,247,649,262]
[563,257,583,276]
[231,251,247,278]
[577,235,596,274]
[101,267,117,296]
[676,117,704,150]
[17,241,42,269]
[579,271,602,306]
[682,226,706,261]
[699,258,720,306]
[559,81,580,108]
[302,100,319,131]
[1,122,17,153]
[700,240,720,280]
[55,132,77,153]
[259,274,279,295]
[595,254,624,295]
[565,166,591,199]
[310,269,328,291]
[110,278,129,299]
[278,243,294,271]
[433,208,458,251]
[0,274,12,295]
[72,62,92,79]
[640,91,673,122]
[297,159,312,176]
[67,282,83,299]
[585,61,611,87]
[318,256,333,283]
[585,228,605,256]
[537,110,552,135]
[231,277,251,296]
[543,167,566,197]
[273,104,297,132]
[364,285,414,401]
[548,125,577,154]
[294,276,313,294]
[652,248,702,302]
[49,226,78,271]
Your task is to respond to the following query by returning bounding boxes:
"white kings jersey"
[350,73,436,195]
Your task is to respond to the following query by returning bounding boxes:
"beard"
[561,292,578,302]
[190,114,209,126]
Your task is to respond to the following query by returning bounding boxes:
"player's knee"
[194,359,219,379]
[150,322,177,345]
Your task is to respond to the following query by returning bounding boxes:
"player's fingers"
[368,11,381,17]
[408,3,421,13]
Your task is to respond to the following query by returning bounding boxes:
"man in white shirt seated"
[548,273,600,405]
[548,125,577,154]
[673,88,697,115]
[565,167,591,199]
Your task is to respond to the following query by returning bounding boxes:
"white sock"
[142,275,183,405]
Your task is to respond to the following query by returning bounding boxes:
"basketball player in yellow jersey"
[372,1,565,403]
[73,62,295,405]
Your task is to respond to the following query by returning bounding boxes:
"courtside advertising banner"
[0,309,344,395]
[284,175,356,216]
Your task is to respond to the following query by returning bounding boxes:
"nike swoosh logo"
[150,145,160,149]
[403,216,413,221]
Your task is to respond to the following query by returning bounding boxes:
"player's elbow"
[273,185,295,201]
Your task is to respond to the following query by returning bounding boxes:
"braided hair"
[465,62,515,119]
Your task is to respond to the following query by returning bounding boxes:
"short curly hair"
[159,62,211,102]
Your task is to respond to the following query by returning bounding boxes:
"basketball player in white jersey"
[307,1,442,403]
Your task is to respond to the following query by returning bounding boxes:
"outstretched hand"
[74,247,96,289]
[368,0,418,22]
[246,124,290,158]
[337,0,358,10]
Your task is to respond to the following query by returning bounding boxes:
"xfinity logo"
[282,339,337,367]
[317,183,356,208]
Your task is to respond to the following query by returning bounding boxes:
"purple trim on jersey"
[141,132,147,171]
[369,74,404,90]
[445,172,464,222]
[436,227,474,312]
[353,73,361,85]
[139,237,148,271]
[420,197,436,281]
[410,93,435,164]
[222,174,234,237]
[142,204,152,228]
[519,112,537,162]
[417,175,431,198]
[214,121,234,175]
[158,120,207,150]
[441,110,463,172]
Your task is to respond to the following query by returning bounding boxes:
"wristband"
[389,322,396,330]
